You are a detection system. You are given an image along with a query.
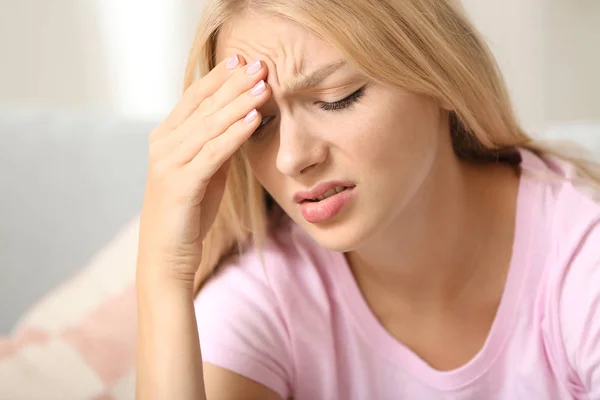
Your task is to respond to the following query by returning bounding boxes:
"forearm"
[136,271,206,400]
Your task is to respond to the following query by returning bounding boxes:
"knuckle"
[149,160,171,180]
[180,88,205,113]
[148,126,163,143]
[188,80,207,101]
[148,133,166,152]
[199,94,215,113]
[147,145,161,164]
[202,112,218,133]
[201,141,219,163]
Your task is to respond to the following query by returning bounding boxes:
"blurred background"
[1,0,599,334]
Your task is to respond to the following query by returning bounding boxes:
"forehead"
[215,13,343,83]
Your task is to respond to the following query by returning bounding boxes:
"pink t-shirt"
[195,149,600,399]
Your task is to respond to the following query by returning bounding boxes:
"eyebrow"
[288,60,348,92]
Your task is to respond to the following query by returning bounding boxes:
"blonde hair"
[187,0,600,292]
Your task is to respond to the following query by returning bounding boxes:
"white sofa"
[0,107,157,334]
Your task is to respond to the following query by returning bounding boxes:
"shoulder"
[519,148,600,256]
[551,210,600,394]
[520,148,600,299]
[522,148,600,393]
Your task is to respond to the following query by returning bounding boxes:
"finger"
[185,108,262,185]
[151,66,266,158]
[156,54,248,135]
[194,59,268,119]
[151,59,267,154]
[171,79,271,165]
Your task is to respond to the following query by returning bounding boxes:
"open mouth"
[298,184,356,223]
[304,186,350,203]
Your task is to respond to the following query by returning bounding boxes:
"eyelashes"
[252,115,275,141]
[250,84,367,142]
[319,85,366,111]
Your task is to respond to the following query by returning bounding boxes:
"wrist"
[136,264,196,296]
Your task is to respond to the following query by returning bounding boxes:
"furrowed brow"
[287,60,347,92]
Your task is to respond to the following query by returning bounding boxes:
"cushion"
[0,216,140,400]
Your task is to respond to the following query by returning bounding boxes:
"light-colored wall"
[462,0,600,132]
[461,0,547,133]
[0,1,113,111]
[0,0,198,118]
[0,1,598,127]
[545,0,600,123]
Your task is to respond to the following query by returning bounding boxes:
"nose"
[275,117,328,177]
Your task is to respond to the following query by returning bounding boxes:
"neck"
[346,147,519,313]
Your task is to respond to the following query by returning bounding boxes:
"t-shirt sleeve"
[558,220,600,398]
[194,252,292,399]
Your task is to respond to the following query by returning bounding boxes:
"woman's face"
[216,13,448,252]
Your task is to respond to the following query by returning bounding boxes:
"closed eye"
[318,85,366,111]
[250,84,367,142]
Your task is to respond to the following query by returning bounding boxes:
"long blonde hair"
[187,0,600,292]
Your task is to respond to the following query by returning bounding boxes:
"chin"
[291,207,377,253]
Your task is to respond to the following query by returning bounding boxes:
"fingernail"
[250,80,266,96]
[244,109,258,122]
[246,60,261,75]
[226,54,239,70]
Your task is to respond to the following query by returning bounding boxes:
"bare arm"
[136,276,205,399]
[136,276,283,400]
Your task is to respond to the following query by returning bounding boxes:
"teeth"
[324,188,338,198]
[312,186,347,202]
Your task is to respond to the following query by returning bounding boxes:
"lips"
[293,181,357,223]
[293,181,356,203]
[298,186,355,223]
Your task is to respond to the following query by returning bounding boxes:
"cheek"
[373,96,440,154]
[343,96,441,181]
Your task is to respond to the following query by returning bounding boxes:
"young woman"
[135,0,600,398]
